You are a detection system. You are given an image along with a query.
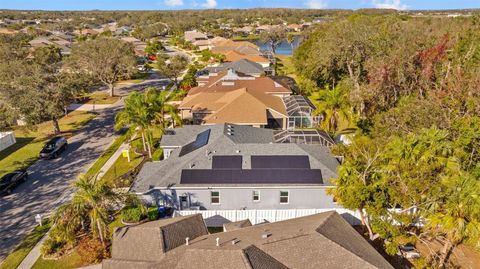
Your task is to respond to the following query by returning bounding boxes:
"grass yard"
[232,35,260,41]
[0,111,96,179]
[0,221,51,269]
[100,148,143,185]
[276,55,297,80]
[31,250,84,269]
[81,91,120,105]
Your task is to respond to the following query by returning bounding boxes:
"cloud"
[305,0,328,9]
[201,0,217,8]
[164,0,184,6]
[372,0,408,10]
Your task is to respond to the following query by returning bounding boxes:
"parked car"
[0,170,28,195]
[40,136,68,159]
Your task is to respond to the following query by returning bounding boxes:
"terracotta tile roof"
[179,88,287,125]
[191,70,291,96]
[103,211,394,269]
[212,40,261,56]
[223,51,270,64]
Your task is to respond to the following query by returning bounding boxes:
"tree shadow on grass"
[0,137,35,160]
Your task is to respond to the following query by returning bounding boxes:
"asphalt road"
[0,77,170,261]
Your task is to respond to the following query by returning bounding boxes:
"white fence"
[0,132,16,152]
[175,208,362,227]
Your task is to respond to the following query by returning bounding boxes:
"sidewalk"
[16,140,130,269]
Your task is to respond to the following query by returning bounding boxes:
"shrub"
[121,207,143,222]
[77,237,108,264]
[147,207,159,221]
[40,238,64,257]
[152,148,163,161]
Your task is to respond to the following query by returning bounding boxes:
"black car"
[40,136,68,159]
[0,170,28,196]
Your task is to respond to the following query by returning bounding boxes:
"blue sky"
[1,0,479,11]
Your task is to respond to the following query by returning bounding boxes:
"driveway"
[0,76,170,261]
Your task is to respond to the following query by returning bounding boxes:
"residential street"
[0,76,169,262]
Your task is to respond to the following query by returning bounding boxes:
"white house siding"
[0,132,16,152]
[141,187,340,211]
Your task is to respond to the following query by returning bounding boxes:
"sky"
[0,0,479,11]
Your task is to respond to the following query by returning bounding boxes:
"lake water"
[254,35,301,56]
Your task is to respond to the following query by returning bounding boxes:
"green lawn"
[276,55,297,80]
[100,148,143,185]
[84,132,129,179]
[0,220,51,269]
[81,91,120,105]
[232,35,260,41]
[0,111,96,179]
[32,250,84,269]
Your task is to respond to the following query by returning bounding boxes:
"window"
[211,191,220,204]
[252,190,260,202]
[280,191,289,204]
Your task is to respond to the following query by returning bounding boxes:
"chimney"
[216,237,220,247]
[185,237,190,246]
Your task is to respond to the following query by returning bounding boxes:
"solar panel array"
[251,155,310,169]
[179,129,211,157]
[180,154,323,185]
[212,155,243,169]
[180,169,323,185]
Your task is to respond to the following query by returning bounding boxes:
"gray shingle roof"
[132,124,338,193]
[108,214,208,264]
[103,211,394,269]
[203,59,265,76]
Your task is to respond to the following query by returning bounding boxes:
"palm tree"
[71,175,122,246]
[314,86,352,134]
[116,87,182,159]
[48,174,123,248]
[115,91,151,156]
[426,174,480,268]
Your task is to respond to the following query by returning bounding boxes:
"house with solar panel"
[131,124,340,216]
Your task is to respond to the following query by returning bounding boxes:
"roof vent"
[261,233,271,239]
[231,239,240,245]
[216,237,220,247]
[190,163,195,168]
[236,150,241,153]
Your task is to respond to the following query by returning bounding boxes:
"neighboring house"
[29,36,72,55]
[211,40,261,56]
[120,36,147,56]
[131,124,339,211]
[199,59,266,77]
[183,69,318,129]
[184,30,208,43]
[232,26,254,36]
[103,212,394,269]
[287,24,302,32]
[179,88,289,127]
[223,51,271,68]
[192,69,290,96]
[255,25,273,33]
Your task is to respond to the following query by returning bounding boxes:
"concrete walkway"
[67,103,112,112]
